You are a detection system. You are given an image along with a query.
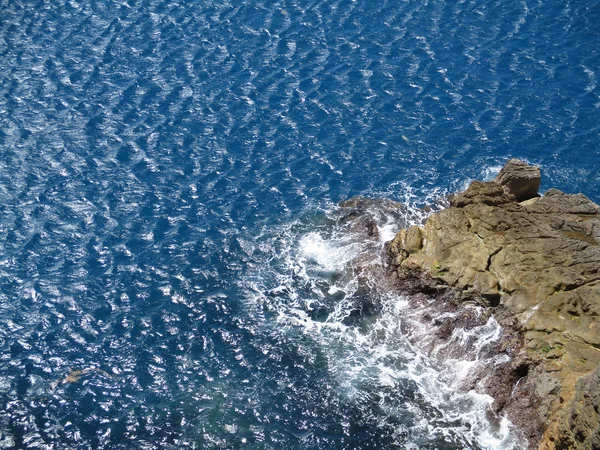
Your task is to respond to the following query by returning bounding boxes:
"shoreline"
[382,160,600,449]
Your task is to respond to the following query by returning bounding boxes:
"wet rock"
[338,196,406,241]
[334,196,402,301]
[434,317,454,341]
[346,215,380,240]
[338,196,404,218]
[494,158,541,201]
[386,159,600,449]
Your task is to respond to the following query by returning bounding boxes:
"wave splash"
[243,198,526,449]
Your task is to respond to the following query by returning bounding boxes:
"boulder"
[494,158,541,201]
[338,196,406,241]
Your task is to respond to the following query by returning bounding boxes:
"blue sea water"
[1,0,600,448]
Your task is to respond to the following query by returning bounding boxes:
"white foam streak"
[245,203,525,449]
[298,232,361,270]
[378,223,398,243]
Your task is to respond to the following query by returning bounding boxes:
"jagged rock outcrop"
[553,365,600,449]
[495,158,541,202]
[386,160,600,449]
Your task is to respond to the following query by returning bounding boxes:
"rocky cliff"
[385,160,600,449]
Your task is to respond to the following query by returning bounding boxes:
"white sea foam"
[245,201,526,449]
[378,223,398,243]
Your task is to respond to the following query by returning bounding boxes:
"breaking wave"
[240,199,526,449]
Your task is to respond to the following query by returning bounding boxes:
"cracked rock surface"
[386,160,600,449]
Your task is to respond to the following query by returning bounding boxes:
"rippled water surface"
[1,0,599,448]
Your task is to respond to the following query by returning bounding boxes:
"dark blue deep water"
[1,0,600,448]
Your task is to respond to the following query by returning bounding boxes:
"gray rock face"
[386,160,600,449]
[494,158,541,201]
[554,365,600,450]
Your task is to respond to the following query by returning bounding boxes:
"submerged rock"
[450,180,516,207]
[385,159,600,449]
